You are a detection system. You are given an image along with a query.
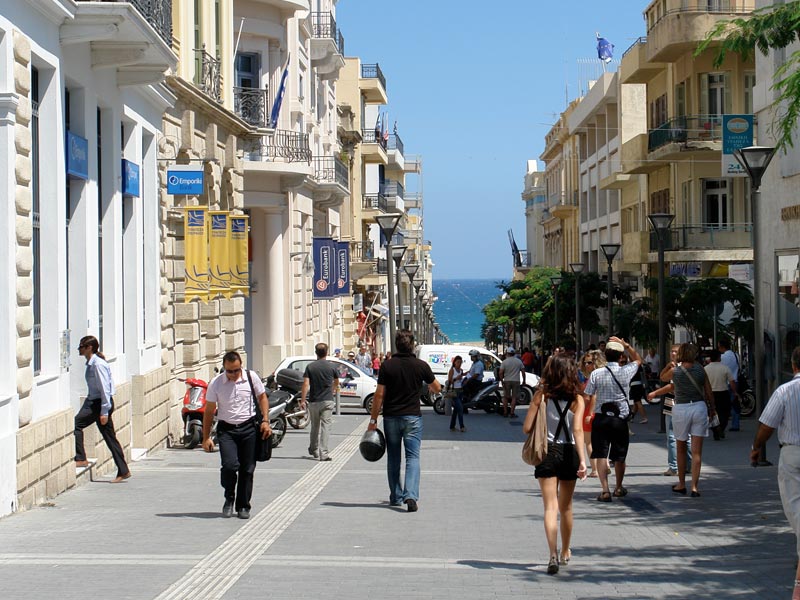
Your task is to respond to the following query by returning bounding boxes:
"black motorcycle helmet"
[359,429,386,462]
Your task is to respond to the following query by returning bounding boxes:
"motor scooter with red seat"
[180,377,217,449]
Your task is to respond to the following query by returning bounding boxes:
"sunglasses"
[583,361,594,365]
[225,368,242,374]
[77,344,88,350]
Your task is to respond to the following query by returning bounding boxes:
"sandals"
[547,556,559,575]
[596,491,612,502]
[691,490,701,497]
[672,485,687,495]
[613,486,628,498]
[560,550,571,565]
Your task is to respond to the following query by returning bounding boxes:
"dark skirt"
[534,442,580,481]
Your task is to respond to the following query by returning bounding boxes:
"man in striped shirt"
[751,346,800,600]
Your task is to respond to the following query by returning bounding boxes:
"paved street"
[0,406,793,600]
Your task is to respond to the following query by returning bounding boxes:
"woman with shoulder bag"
[523,355,587,575]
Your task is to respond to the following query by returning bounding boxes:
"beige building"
[516,160,546,278]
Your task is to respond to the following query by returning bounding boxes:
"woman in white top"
[523,355,587,575]
[447,355,466,432]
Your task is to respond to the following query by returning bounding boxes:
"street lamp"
[734,145,777,465]
[391,245,407,331]
[404,263,420,339]
[550,276,562,349]
[375,213,403,353]
[600,243,621,336]
[412,277,424,341]
[648,213,675,435]
[569,263,585,352]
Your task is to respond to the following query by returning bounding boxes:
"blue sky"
[337,1,646,279]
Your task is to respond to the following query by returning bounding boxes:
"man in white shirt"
[718,338,741,431]
[203,351,271,520]
[499,347,526,418]
[705,349,736,440]
[463,349,485,400]
[356,347,372,371]
[644,348,661,378]
[751,346,800,600]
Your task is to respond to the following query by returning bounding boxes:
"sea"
[433,279,503,344]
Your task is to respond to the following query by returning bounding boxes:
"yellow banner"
[184,207,209,303]
[229,215,249,296]
[209,211,231,298]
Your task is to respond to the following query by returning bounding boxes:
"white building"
[519,159,546,273]
[0,0,176,515]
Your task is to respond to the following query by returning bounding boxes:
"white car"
[270,356,378,414]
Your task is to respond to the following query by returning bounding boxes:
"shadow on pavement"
[155,512,226,519]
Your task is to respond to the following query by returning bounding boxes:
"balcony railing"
[381,181,404,199]
[622,36,647,59]
[515,251,533,268]
[363,193,388,212]
[123,0,173,46]
[648,223,753,251]
[361,63,386,91]
[648,115,723,152]
[311,11,345,54]
[377,258,388,274]
[350,241,375,262]
[646,1,755,33]
[243,130,311,163]
[387,133,404,156]
[362,128,387,150]
[194,45,221,102]
[313,156,349,188]
[233,87,269,128]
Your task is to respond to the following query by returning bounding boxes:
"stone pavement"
[0,404,793,600]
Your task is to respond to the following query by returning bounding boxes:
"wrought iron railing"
[124,0,173,45]
[622,36,647,59]
[311,12,345,54]
[516,251,533,268]
[387,133,404,156]
[361,63,386,91]
[648,222,753,251]
[243,130,311,163]
[381,180,404,199]
[646,1,755,33]
[194,45,221,102]
[361,128,387,150]
[233,87,269,127]
[313,156,349,188]
[648,114,723,152]
[363,193,388,212]
[350,241,375,262]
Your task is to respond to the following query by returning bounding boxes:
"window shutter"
[700,74,709,117]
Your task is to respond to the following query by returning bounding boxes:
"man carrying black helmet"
[368,329,441,512]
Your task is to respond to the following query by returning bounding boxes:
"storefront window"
[777,252,800,383]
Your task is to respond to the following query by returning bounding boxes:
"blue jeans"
[666,414,692,472]
[449,391,464,429]
[730,388,741,429]
[384,415,423,504]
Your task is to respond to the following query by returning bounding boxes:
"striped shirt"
[759,374,800,446]
[585,362,640,418]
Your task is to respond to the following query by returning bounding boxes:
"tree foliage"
[698,1,800,150]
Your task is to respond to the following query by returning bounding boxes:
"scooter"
[433,378,502,415]
[180,377,216,449]
[268,400,288,448]
[270,369,309,429]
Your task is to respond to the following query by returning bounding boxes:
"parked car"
[269,356,378,414]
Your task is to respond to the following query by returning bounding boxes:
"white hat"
[506,347,515,354]
[606,341,625,352]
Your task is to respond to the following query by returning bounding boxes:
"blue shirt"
[468,359,485,381]
[85,354,115,415]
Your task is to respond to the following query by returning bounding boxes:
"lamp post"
[550,276,562,349]
[404,263,420,339]
[600,243,621,336]
[569,263,585,352]
[648,213,675,435]
[734,145,777,466]
[391,245,407,331]
[375,213,403,353]
[412,278,424,340]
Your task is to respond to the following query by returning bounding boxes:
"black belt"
[219,417,256,430]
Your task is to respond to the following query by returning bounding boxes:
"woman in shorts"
[523,355,587,575]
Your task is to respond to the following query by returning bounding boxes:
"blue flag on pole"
[269,54,290,128]
[597,36,614,63]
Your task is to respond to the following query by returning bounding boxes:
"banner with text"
[313,237,336,299]
[209,211,231,298]
[336,241,350,296]
[229,215,249,296]
[722,115,754,177]
[184,207,209,303]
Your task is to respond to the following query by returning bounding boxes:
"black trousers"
[217,420,257,510]
[74,398,129,476]
[713,390,732,435]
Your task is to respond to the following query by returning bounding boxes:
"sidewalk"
[0,406,793,600]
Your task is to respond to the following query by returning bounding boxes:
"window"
[675,81,686,118]
[744,72,756,114]
[702,179,731,229]
[215,0,221,59]
[236,53,259,88]
[776,252,800,384]
[31,67,41,375]
[700,72,731,116]
[193,0,202,84]
[650,94,668,129]
[649,188,670,215]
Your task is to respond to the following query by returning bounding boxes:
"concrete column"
[265,210,285,347]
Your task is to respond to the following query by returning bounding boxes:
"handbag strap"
[677,365,706,399]
[245,369,264,421]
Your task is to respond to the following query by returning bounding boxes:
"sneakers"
[222,499,234,518]
[405,499,418,513]
[237,508,250,520]
[308,448,319,458]
[663,468,677,476]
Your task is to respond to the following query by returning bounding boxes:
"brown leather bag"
[522,393,548,466]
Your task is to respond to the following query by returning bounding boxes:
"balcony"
[649,223,753,252]
[515,251,534,269]
[349,240,378,281]
[623,231,651,265]
[621,133,658,174]
[404,191,422,209]
[648,115,723,160]
[194,45,221,103]
[381,181,405,213]
[360,63,388,104]
[619,36,665,84]
[313,156,349,189]
[310,12,345,80]
[242,130,313,182]
[645,0,755,62]
[350,241,376,262]
[362,193,389,213]
[551,191,579,220]
[233,87,269,128]
[361,128,388,164]
[387,133,405,170]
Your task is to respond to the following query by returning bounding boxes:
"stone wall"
[131,365,173,452]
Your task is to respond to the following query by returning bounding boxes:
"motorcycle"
[267,400,288,447]
[433,378,502,415]
[265,369,309,429]
[179,377,216,449]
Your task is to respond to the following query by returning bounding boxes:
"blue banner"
[336,241,350,296]
[66,131,88,180]
[167,167,205,195]
[722,114,754,177]
[313,237,336,299]
[121,159,140,197]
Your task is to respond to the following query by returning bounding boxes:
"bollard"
[335,388,341,415]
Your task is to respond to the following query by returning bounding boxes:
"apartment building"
[0,0,177,514]
[516,160,546,276]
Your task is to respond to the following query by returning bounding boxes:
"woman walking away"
[524,355,587,575]
[579,351,604,478]
[74,335,131,483]
[657,343,716,497]
[447,355,466,432]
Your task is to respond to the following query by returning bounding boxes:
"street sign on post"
[722,115,754,177]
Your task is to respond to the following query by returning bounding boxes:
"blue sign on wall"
[313,237,336,300]
[336,241,350,296]
[122,159,140,197]
[722,114,754,177]
[167,167,205,195]
[66,131,89,180]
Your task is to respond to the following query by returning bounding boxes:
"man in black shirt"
[301,343,340,461]
[368,330,441,512]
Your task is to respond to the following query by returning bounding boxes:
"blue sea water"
[433,279,503,343]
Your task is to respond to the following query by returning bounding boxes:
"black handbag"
[246,370,272,462]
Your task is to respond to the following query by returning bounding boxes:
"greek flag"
[597,35,614,64]
[269,54,290,128]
